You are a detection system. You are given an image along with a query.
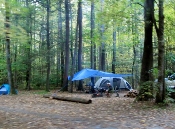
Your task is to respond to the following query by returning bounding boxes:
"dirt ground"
[0,91,175,129]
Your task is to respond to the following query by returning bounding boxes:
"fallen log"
[43,94,92,104]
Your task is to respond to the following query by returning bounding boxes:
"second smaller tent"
[0,84,11,95]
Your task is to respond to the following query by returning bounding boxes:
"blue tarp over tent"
[72,68,132,81]
[0,84,10,95]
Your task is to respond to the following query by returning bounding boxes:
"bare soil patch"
[0,90,175,129]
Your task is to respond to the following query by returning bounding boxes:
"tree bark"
[25,0,32,90]
[140,0,154,83]
[77,0,83,91]
[155,0,165,103]
[70,2,74,93]
[90,0,95,69]
[5,0,16,94]
[46,0,51,92]
[57,1,64,88]
[112,27,117,73]
[100,0,105,71]
[62,0,70,91]
[43,94,92,104]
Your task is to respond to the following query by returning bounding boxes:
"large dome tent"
[71,68,132,93]
[94,77,132,91]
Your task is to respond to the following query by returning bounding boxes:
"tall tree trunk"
[5,0,16,94]
[90,0,96,91]
[77,0,83,91]
[25,0,32,90]
[155,0,165,103]
[112,27,117,73]
[70,1,74,93]
[13,43,17,87]
[90,0,95,69]
[62,0,70,91]
[40,21,45,87]
[131,9,139,89]
[140,0,154,83]
[14,14,18,88]
[57,1,64,88]
[46,0,50,91]
[94,43,97,70]
[99,0,105,71]
[74,5,79,73]
[72,4,79,91]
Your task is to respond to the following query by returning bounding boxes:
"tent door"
[113,78,121,90]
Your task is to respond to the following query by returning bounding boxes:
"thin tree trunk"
[100,0,105,71]
[62,0,70,91]
[74,5,79,72]
[70,1,74,93]
[57,1,64,88]
[40,21,45,87]
[25,0,32,90]
[90,0,95,69]
[131,9,138,89]
[14,14,18,88]
[77,0,83,91]
[46,0,51,91]
[112,27,116,73]
[156,0,165,103]
[72,4,79,91]
[5,0,16,94]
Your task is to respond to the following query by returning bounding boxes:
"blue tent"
[0,84,11,95]
[72,68,132,81]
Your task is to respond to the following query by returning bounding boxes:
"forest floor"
[0,90,175,129]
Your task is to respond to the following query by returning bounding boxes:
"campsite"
[1,0,175,128]
[0,90,175,129]
[1,68,175,128]
[71,68,132,93]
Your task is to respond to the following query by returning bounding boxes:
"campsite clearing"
[0,90,175,129]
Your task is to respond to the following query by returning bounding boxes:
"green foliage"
[164,97,175,104]
[149,68,158,79]
[165,69,174,77]
[136,81,156,101]
[165,52,175,73]
[30,72,62,90]
[165,87,175,103]
[0,53,8,84]
[0,0,174,93]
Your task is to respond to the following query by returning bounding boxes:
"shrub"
[136,81,156,101]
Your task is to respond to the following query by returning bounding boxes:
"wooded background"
[1,0,174,100]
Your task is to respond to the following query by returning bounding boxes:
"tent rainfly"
[72,68,132,81]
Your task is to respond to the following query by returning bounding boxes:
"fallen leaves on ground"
[0,90,175,129]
